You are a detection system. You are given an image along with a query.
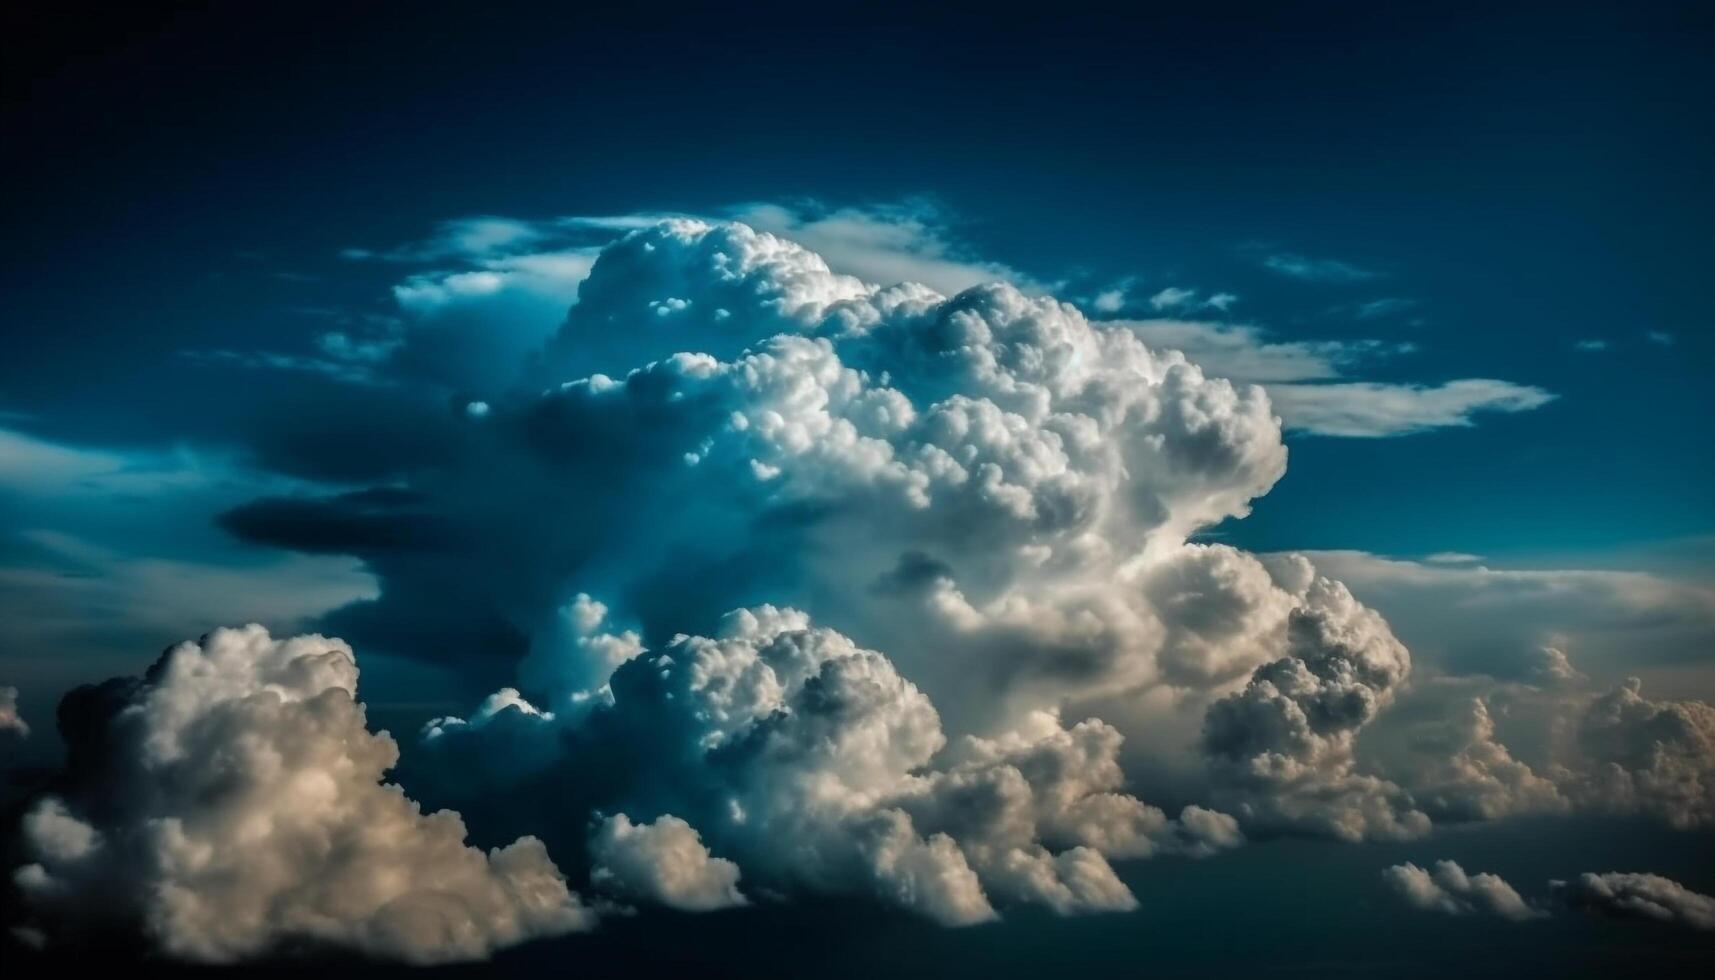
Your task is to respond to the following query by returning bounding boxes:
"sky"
[2,1,1713,975]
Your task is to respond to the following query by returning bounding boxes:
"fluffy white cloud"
[901,710,1238,916]
[1399,697,1566,822]
[1202,576,1429,841]
[1554,872,1715,930]
[631,607,1125,922]
[1563,677,1715,829]
[11,626,593,963]
[590,814,747,911]
[1091,286,1128,313]
[1383,860,1543,921]
[180,215,1678,941]
[428,602,1241,926]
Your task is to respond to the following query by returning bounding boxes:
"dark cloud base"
[6,814,1712,978]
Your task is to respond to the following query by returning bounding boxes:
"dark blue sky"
[5,0,1711,563]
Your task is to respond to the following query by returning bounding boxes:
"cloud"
[1091,284,1130,314]
[1121,320,1403,383]
[341,216,551,263]
[1149,287,1197,311]
[1263,380,1554,437]
[1086,285,1237,318]
[1575,339,1609,352]
[1397,697,1566,822]
[0,430,379,705]
[227,219,1295,709]
[314,202,1043,397]
[65,213,1694,947]
[0,684,26,738]
[420,603,1240,926]
[1383,860,1543,921]
[590,814,747,911]
[1353,298,1416,319]
[1646,331,1675,346]
[13,211,1709,958]
[1565,677,1715,829]
[10,626,593,962]
[1113,323,1550,437]
[1285,550,1715,687]
[1554,872,1715,930]
[1201,575,1429,841]
[1261,252,1379,283]
[198,218,1602,861]
[730,201,1037,296]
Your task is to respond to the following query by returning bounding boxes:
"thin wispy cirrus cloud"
[1261,251,1381,283]
[1148,286,1238,313]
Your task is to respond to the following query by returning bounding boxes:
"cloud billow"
[10,627,594,963]
[10,217,1714,961]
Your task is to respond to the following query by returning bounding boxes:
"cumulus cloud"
[207,220,1538,856]
[10,626,593,962]
[1563,677,1715,828]
[1090,284,1129,314]
[422,602,1244,926]
[150,214,1679,942]
[1201,575,1429,841]
[590,814,747,911]
[1554,872,1715,930]
[1397,697,1565,822]
[1383,860,1543,921]
[230,218,1295,711]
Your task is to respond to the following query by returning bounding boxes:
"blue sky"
[2,1,1714,973]
[5,2,1710,565]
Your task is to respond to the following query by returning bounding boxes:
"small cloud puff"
[1383,860,1544,921]
[591,814,747,912]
